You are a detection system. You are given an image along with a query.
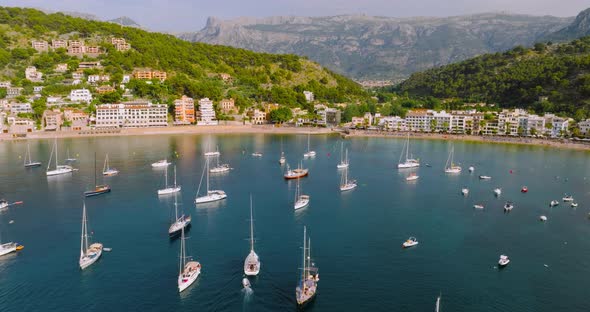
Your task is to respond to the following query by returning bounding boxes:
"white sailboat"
[244,195,261,276]
[444,145,461,174]
[177,227,201,293]
[79,203,103,270]
[46,138,73,176]
[296,226,319,306]
[397,133,420,169]
[168,193,191,237]
[102,154,119,176]
[151,159,171,168]
[158,165,181,195]
[209,154,231,173]
[337,142,349,169]
[340,166,357,191]
[24,142,41,168]
[279,151,286,165]
[195,158,227,204]
[435,293,441,312]
[204,145,220,157]
[294,178,310,210]
[303,133,316,158]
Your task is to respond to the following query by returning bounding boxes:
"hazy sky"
[3,0,589,32]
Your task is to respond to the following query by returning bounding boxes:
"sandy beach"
[1,125,589,151]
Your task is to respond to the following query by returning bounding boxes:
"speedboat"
[151,159,170,168]
[461,188,469,196]
[252,152,263,157]
[0,242,23,257]
[242,277,251,289]
[473,204,484,209]
[550,200,559,207]
[303,151,316,158]
[494,188,502,196]
[468,166,475,172]
[405,173,419,181]
[479,175,492,180]
[540,215,548,221]
[504,201,514,212]
[571,202,579,208]
[521,186,528,193]
[562,195,574,202]
[498,254,510,267]
[402,237,419,248]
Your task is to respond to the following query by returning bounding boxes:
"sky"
[2,0,589,32]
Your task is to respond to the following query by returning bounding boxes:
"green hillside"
[0,7,367,115]
[398,36,590,118]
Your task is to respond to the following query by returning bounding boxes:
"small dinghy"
[103,248,112,252]
[242,278,251,289]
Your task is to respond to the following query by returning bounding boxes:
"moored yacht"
[244,196,261,276]
[168,193,191,237]
[444,146,461,173]
[468,166,475,172]
[84,153,111,197]
[562,194,574,202]
[46,138,73,176]
[550,200,559,207]
[195,158,227,204]
[521,186,528,193]
[405,173,419,181]
[295,226,319,307]
[340,166,357,191]
[479,175,492,180]
[158,165,181,195]
[461,188,469,196]
[284,163,309,180]
[294,179,310,210]
[504,201,514,212]
[177,227,201,293]
[102,154,119,176]
[24,142,41,168]
[494,188,502,196]
[397,133,420,169]
[209,154,231,174]
[337,143,349,169]
[473,204,484,209]
[151,159,171,168]
[204,145,220,157]
[402,237,419,248]
[79,203,103,270]
[303,133,316,158]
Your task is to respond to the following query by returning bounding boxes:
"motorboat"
[461,188,469,196]
[494,188,502,196]
[521,186,528,193]
[294,179,310,210]
[242,278,251,289]
[473,204,484,209]
[0,242,23,257]
[498,254,510,267]
[151,159,170,168]
[158,165,181,195]
[540,215,548,221]
[562,194,574,202]
[0,199,8,210]
[468,166,475,172]
[397,133,420,169]
[479,175,492,180]
[244,196,261,276]
[295,226,319,306]
[571,202,579,208]
[279,152,286,165]
[550,200,559,207]
[444,146,461,173]
[504,201,514,212]
[195,158,227,204]
[405,173,419,181]
[402,237,419,248]
[177,227,201,293]
[252,152,263,157]
[79,203,103,269]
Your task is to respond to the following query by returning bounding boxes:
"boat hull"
[337,163,349,169]
[79,245,103,270]
[169,219,191,237]
[84,186,111,197]
[294,198,310,210]
[102,169,119,176]
[178,264,201,293]
[24,162,42,168]
[244,251,261,276]
[46,167,73,176]
[0,243,17,257]
[340,183,357,191]
[397,163,420,169]
[195,191,227,204]
[284,169,309,179]
[158,186,181,195]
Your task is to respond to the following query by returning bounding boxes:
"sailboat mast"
[93,152,97,187]
[179,227,185,274]
[55,139,58,168]
[206,158,210,192]
[249,195,254,251]
[406,133,410,161]
[301,226,307,283]
[80,204,86,257]
[174,192,179,220]
[164,165,168,189]
[173,166,177,188]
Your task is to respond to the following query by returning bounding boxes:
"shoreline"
[1,125,589,151]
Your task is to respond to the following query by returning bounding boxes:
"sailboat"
[168,193,191,237]
[284,162,309,179]
[337,143,349,169]
[244,195,260,276]
[177,227,201,293]
[24,142,41,168]
[296,226,319,307]
[303,133,316,158]
[279,151,286,165]
[444,145,461,173]
[65,148,77,162]
[79,203,103,269]
[151,159,171,168]
[209,154,231,174]
[102,154,119,176]
[158,165,181,195]
[294,178,310,210]
[0,227,24,257]
[435,293,441,312]
[195,158,227,204]
[204,145,220,157]
[46,138,73,176]
[397,133,420,169]
[340,166,357,191]
[84,153,111,197]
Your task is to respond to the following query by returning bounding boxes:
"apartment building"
[10,103,33,114]
[0,81,11,88]
[95,102,168,128]
[42,110,63,131]
[316,107,341,127]
[31,40,49,52]
[174,95,195,124]
[578,119,590,136]
[248,109,267,125]
[196,98,218,125]
[51,39,68,49]
[96,85,116,94]
[6,87,23,98]
[133,69,167,81]
[69,89,93,103]
[303,91,314,103]
[379,116,406,131]
[219,98,236,114]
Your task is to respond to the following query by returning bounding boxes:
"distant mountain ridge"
[106,16,141,28]
[179,12,580,80]
[545,8,590,42]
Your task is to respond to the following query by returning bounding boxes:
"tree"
[269,107,293,124]
[429,119,437,132]
[530,127,538,136]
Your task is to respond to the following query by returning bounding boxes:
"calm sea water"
[0,134,589,312]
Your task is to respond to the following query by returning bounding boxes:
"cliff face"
[179,13,573,80]
[545,8,590,42]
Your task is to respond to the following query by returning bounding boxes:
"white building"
[578,119,590,136]
[0,81,11,88]
[54,63,68,73]
[548,116,570,137]
[10,103,33,114]
[379,116,406,131]
[69,89,93,103]
[197,98,218,125]
[303,91,314,103]
[33,86,44,94]
[95,102,168,128]
[25,66,43,82]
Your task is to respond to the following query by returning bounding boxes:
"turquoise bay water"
[0,134,589,311]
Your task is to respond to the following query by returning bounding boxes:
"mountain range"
[179,9,590,81]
